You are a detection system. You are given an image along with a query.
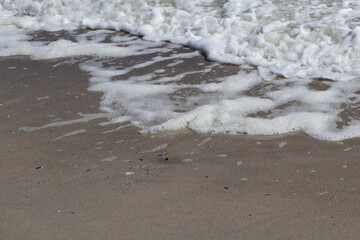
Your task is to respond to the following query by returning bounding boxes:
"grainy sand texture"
[1,56,360,240]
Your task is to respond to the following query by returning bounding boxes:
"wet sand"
[1,57,360,240]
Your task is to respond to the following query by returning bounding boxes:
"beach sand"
[1,56,360,239]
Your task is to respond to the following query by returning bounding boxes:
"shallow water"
[2,1,360,140]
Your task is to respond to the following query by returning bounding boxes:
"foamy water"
[2,0,360,140]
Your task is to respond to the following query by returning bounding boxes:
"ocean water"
[2,0,360,140]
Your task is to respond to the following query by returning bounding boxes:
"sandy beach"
[1,54,360,240]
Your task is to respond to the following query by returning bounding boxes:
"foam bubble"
[4,1,360,141]
[2,0,360,80]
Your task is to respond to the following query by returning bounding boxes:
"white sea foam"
[51,129,86,141]
[279,142,287,148]
[19,113,107,131]
[183,158,194,163]
[197,137,211,147]
[100,156,117,162]
[141,143,168,153]
[3,0,360,80]
[3,1,360,140]
[101,124,131,134]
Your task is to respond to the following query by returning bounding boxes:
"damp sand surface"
[1,57,360,240]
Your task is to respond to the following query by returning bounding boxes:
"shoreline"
[1,56,360,239]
